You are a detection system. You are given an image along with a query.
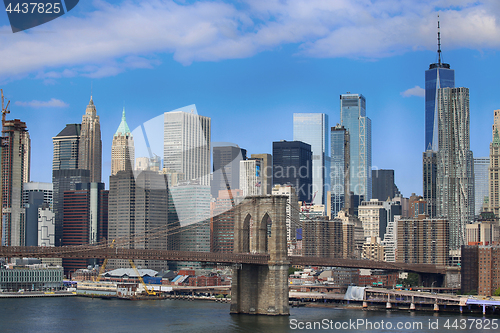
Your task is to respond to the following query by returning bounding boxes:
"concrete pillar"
[363,301,368,308]
[410,303,415,310]
[386,302,392,309]
[483,305,486,315]
[434,303,439,311]
[460,306,463,314]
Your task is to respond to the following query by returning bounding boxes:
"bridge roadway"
[0,246,445,274]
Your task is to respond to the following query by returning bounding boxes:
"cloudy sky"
[1,0,500,197]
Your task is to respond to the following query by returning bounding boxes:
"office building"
[293,113,328,205]
[1,119,30,246]
[330,125,350,218]
[210,189,244,253]
[52,124,90,246]
[212,145,247,198]
[38,205,55,247]
[250,154,272,195]
[23,182,53,209]
[425,20,455,151]
[62,183,108,275]
[163,105,211,186]
[397,215,449,265]
[371,169,399,201]
[23,182,53,247]
[240,159,263,197]
[79,96,102,183]
[272,140,312,203]
[474,157,489,216]
[108,170,169,271]
[111,108,134,175]
[423,150,437,217]
[340,93,372,203]
[358,199,387,240]
[436,87,474,251]
[362,237,385,261]
[272,184,299,242]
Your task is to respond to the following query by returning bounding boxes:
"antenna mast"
[437,15,442,65]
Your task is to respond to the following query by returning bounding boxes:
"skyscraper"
[212,145,246,198]
[52,124,90,246]
[371,169,400,201]
[425,20,455,151]
[423,150,437,217]
[474,157,489,216]
[111,108,134,175]
[1,119,30,246]
[163,105,211,186]
[330,124,350,218]
[272,140,312,203]
[250,154,272,195]
[79,97,102,183]
[340,93,372,203]
[436,87,474,251]
[488,110,500,217]
[240,159,263,197]
[293,113,328,205]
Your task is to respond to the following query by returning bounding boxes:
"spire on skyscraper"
[437,15,442,65]
[115,107,131,136]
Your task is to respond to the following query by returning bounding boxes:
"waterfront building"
[272,140,312,203]
[1,119,30,246]
[250,154,272,195]
[329,125,350,219]
[474,157,489,216]
[212,145,247,198]
[111,108,134,175]
[436,87,474,251]
[52,124,91,246]
[293,113,329,205]
[396,214,449,265]
[163,105,211,186]
[371,169,399,201]
[340,93,372,204]
[79,96,102,183]
[0,259,63,291]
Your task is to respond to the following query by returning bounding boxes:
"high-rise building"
[111,108,134,175]
[210,189,244,253]
[62,183,108,276]
[1,119,30,246]
[340,93,372,203]
[302,217,342,258]
[474,157,489,216]
[272,140,312,203]
[163,105,211,186]
[79,97,102,183]
[108,170,169,271]
[423,150,437,217]
[250,154,272,195]
[293,113,329,205]
[23,182,53,209]
[240,159,263,197]
[24,191,44,246]
[272,184,299,242]
[425,20,455,151]
[371,169,399,201]
[436,87,474,251]
[212,145,247,198]
[358,199,387,240]
[52,124,90,246]
[330,125,350,219]
[488,110,500,217]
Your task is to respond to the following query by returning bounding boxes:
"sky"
[1,0,500,197]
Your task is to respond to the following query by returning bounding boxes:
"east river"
[0,297,498,332]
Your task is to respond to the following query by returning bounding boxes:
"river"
[0,297,496,332]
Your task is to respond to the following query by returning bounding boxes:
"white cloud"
[401,86,425,97]
[15,98,69,108]
[1,0,500,79]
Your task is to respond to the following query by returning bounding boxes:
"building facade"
[239,159,263,197]
[111,108,134,175]
[436,87,474,251]
[163,106,211,186]
[358,199,388,240]
[488,110,500,217]
[79,97,102,183]
[250,154,272,195]
[272,140,312,203]
[371,169,399,201]
[2,119,30,246]
[293,113,329,205]
[212,145,247,198]
[474,157,489,216]
[340,93,371,203]
[330,124,350,219]
[423,150,437,217]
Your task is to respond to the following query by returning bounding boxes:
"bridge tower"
[230,195,290,315]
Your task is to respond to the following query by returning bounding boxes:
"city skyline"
[1,1,500,197]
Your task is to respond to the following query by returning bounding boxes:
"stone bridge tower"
[230,195,290,315]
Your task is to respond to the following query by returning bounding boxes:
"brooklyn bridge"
[0,196,447,315]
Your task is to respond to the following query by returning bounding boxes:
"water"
[0,297,496,332]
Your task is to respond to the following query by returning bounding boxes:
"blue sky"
[1,0,500,197]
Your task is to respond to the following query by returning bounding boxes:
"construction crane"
[1,89,10,126]
[95,240,115,282]
[128,259,156,296]
[0,89,9,244]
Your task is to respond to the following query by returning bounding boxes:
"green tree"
[494,288,500,296]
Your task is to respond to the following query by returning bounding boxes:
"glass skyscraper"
[474,157,489,216]
[425,22,455,151]
[293,113,328,205]
[340,94,371,203]
[330,125,349,218]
